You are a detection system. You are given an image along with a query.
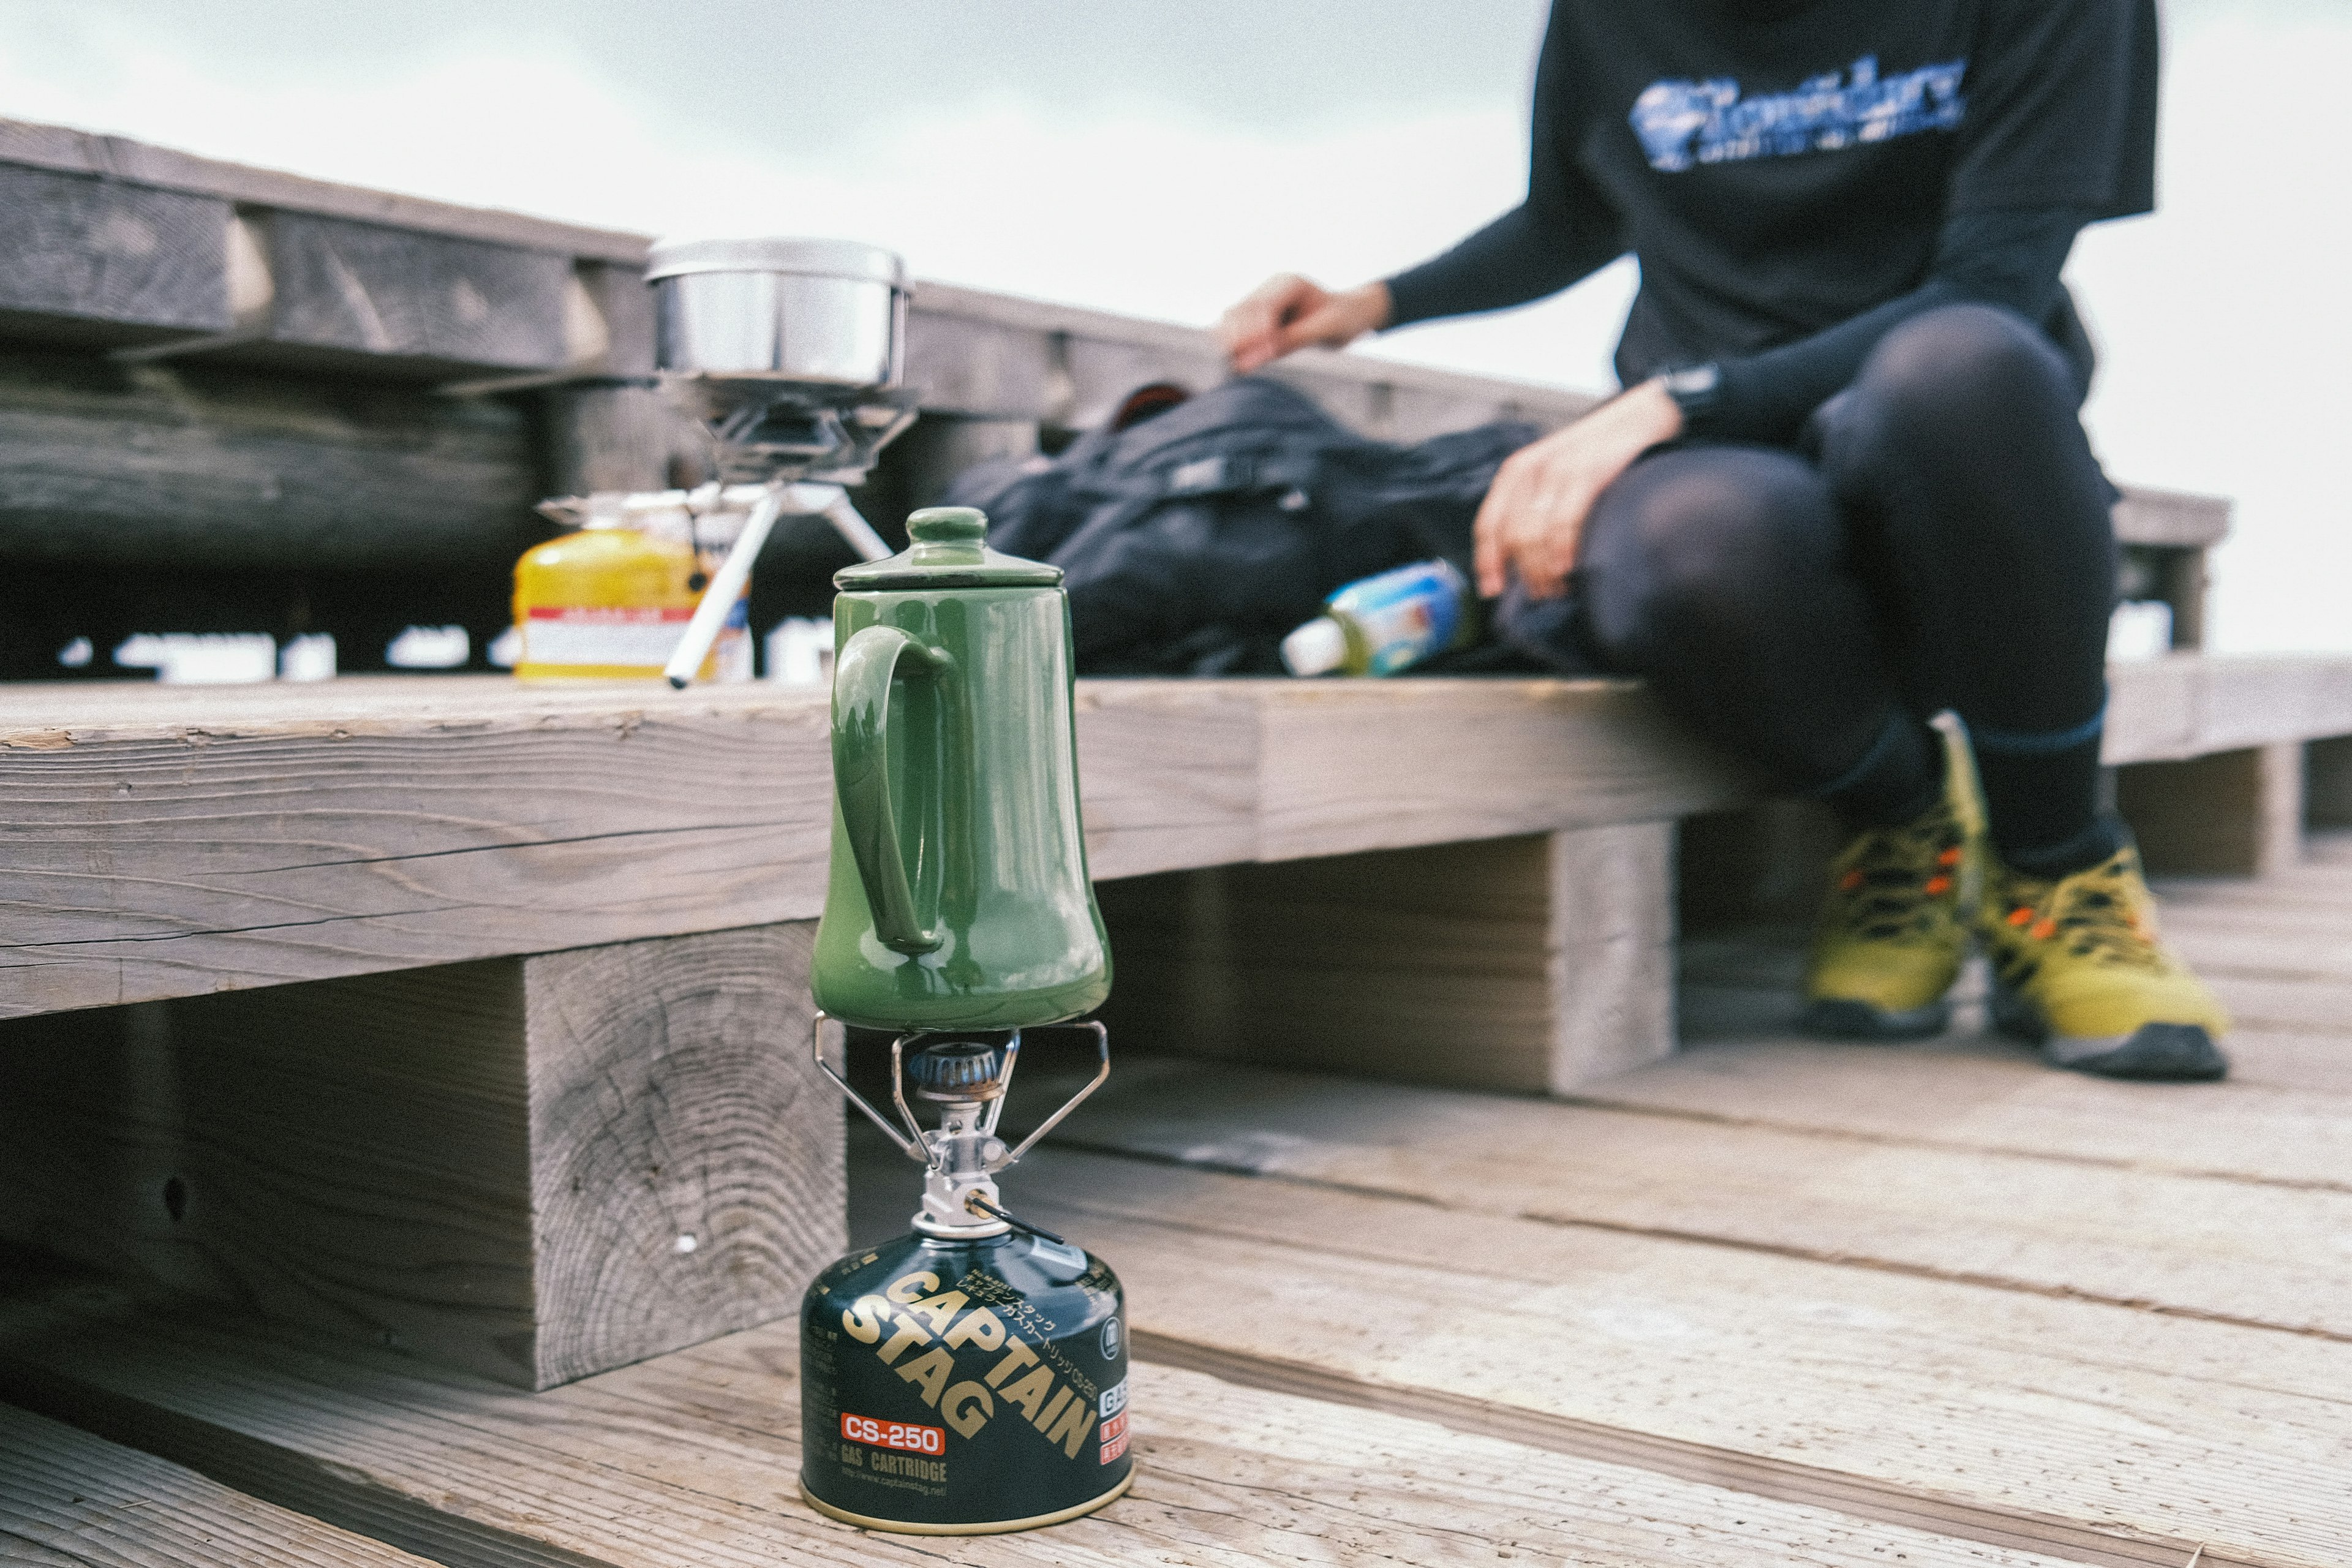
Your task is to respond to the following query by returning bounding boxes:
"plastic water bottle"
[1280,559,1477,677]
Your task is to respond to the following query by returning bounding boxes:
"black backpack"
[944,375,1538,675]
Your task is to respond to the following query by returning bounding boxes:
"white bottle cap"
[1280,616,1348,677]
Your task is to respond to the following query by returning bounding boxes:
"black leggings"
[1566,304,2117,865]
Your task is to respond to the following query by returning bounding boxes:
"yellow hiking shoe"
[1980,840,2230,1081]
[1798,739,1980,1041]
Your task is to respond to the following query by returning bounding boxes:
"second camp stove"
[642,235,921,685]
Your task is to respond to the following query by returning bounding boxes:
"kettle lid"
[834,507,1063,591]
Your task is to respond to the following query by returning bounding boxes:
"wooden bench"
[7,651,2352,1392]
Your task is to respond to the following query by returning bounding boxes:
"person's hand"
[1216,275,1391,372]
[1474,379,1684,600]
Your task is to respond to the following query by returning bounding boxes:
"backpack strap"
[1161,450,1320,500]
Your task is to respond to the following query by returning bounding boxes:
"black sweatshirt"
[1382,0,2157,445]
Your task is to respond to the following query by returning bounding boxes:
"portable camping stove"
[544,235,926,685]
[799,1022,1131,1534]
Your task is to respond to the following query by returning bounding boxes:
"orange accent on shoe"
[2031,917,2058,940]
[1924,875,1952,895]
[2007,907,2034,927]
[1839,869,1866,891]
[1937,847,1963,867]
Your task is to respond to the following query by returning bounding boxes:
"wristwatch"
[1659,363,1722,429]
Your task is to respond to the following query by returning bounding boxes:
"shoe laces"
[1996,853,2166,971]
[1829,813,1964,942]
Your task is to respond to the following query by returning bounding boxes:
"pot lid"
[645,236,905,287]
[835,507,1062,590]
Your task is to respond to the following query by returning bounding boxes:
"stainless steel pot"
[646,236,906,388]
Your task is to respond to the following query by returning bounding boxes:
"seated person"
[1218,0,2229,1080]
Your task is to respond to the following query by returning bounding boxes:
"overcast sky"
[3,0,2346,651]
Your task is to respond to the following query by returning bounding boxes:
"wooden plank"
[2119,743,2305,876]
[0,676,1733,1017]
[10,660,2345,1020]
[0,922,839,1387]
[575,258,656,376]
[1091,823,1672,1095]
[987,1148,2352,1568]
[1101,835,1568,1093]
[2156,545,2209,650]
[541,381,704,497]
[0,684,832,1015]
[1069,679,1261,880]
[904,278,1599,437]
[519,924,841,1386]
[0,115,651,264]
[2109,485,2232,549]
[2105,655,2352,765]
[1549,820,1678,1084]
[2101,655,2204,761]
[252,211,571,376]
[0,1265,2138,1568]
[900,306,1060,421]
[2308,736,2352,828]
[1046,1056,2352,1338]
[0,166,229,346]
[0,1402,437,1567]
[0,345,541,568]
[1581,1027,2352,1189]
[1060,332,1229,432]
[1254,678,1751,861]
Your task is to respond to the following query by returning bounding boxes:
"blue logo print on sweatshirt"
[1629,56,1967,173]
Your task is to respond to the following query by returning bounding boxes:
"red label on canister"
[1098,1410,1129,1464]
[840,1412,946,1455]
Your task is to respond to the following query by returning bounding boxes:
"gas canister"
[800,1223,1130,1531]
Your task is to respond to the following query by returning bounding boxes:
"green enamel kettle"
[810,506,1112,1031]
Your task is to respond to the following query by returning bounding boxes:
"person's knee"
[1815,303,2083,497]
[1580,454,1833,663]
[1855,303,2074,429]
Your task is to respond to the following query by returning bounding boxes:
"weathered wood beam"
[1102,823,1675,1094]
[0,165,232,349]
[0,922,840,1387]
[238,209,571,377]
[2104,653,2352,763]
[2117,742,2306,878]
[0,116,650,263]
[0,347,542,567]
[2310,734,2352,829]
[0,1402,441,1568]
[0,675,1744,1019]
[2107,486,2231,549]
[9,659,2352,1020]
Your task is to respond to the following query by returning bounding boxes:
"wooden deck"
[2,836,2345,1566]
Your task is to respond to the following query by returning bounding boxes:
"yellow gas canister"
[511,497,751,682]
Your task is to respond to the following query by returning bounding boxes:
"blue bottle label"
[1327,560,1468,676]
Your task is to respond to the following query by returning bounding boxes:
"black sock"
[1817,711,1944,830]
[2001,812,2128,878]
[1976,731,2103,869]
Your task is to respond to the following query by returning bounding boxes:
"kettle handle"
[833,625,952,956]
